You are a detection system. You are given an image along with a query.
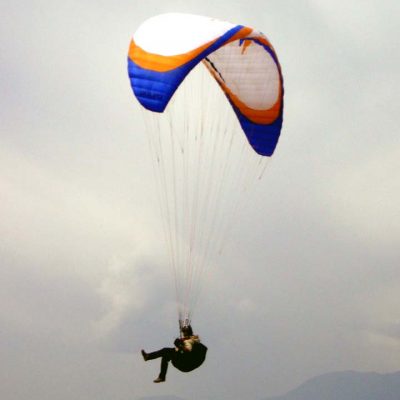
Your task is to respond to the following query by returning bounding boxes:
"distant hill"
[264,370,400,400]
[136,396,186,400]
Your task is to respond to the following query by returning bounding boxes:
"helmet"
[181,325,193,336]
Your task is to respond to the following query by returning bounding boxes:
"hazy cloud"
[1,1,399,399]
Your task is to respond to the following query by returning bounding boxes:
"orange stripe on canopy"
[128,26,253,73]
[203,59,282,125]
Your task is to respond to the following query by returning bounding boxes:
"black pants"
[146,347,176,380]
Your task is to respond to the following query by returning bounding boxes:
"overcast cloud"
[1,1,400,399]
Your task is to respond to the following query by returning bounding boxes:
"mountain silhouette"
[136,396,186,400]
[264,370,400,400]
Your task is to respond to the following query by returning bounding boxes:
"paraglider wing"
[127,13,284,327]
[128,13,284,156]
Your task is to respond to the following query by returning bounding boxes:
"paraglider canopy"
[128,12,284,156]
[127,13,284,327]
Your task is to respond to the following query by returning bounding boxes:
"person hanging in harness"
[141,324,207,383]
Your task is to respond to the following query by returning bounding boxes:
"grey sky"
[1,1,400,399]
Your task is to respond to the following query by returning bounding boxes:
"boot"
[153,377,165,383]
[141,350,148,361]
